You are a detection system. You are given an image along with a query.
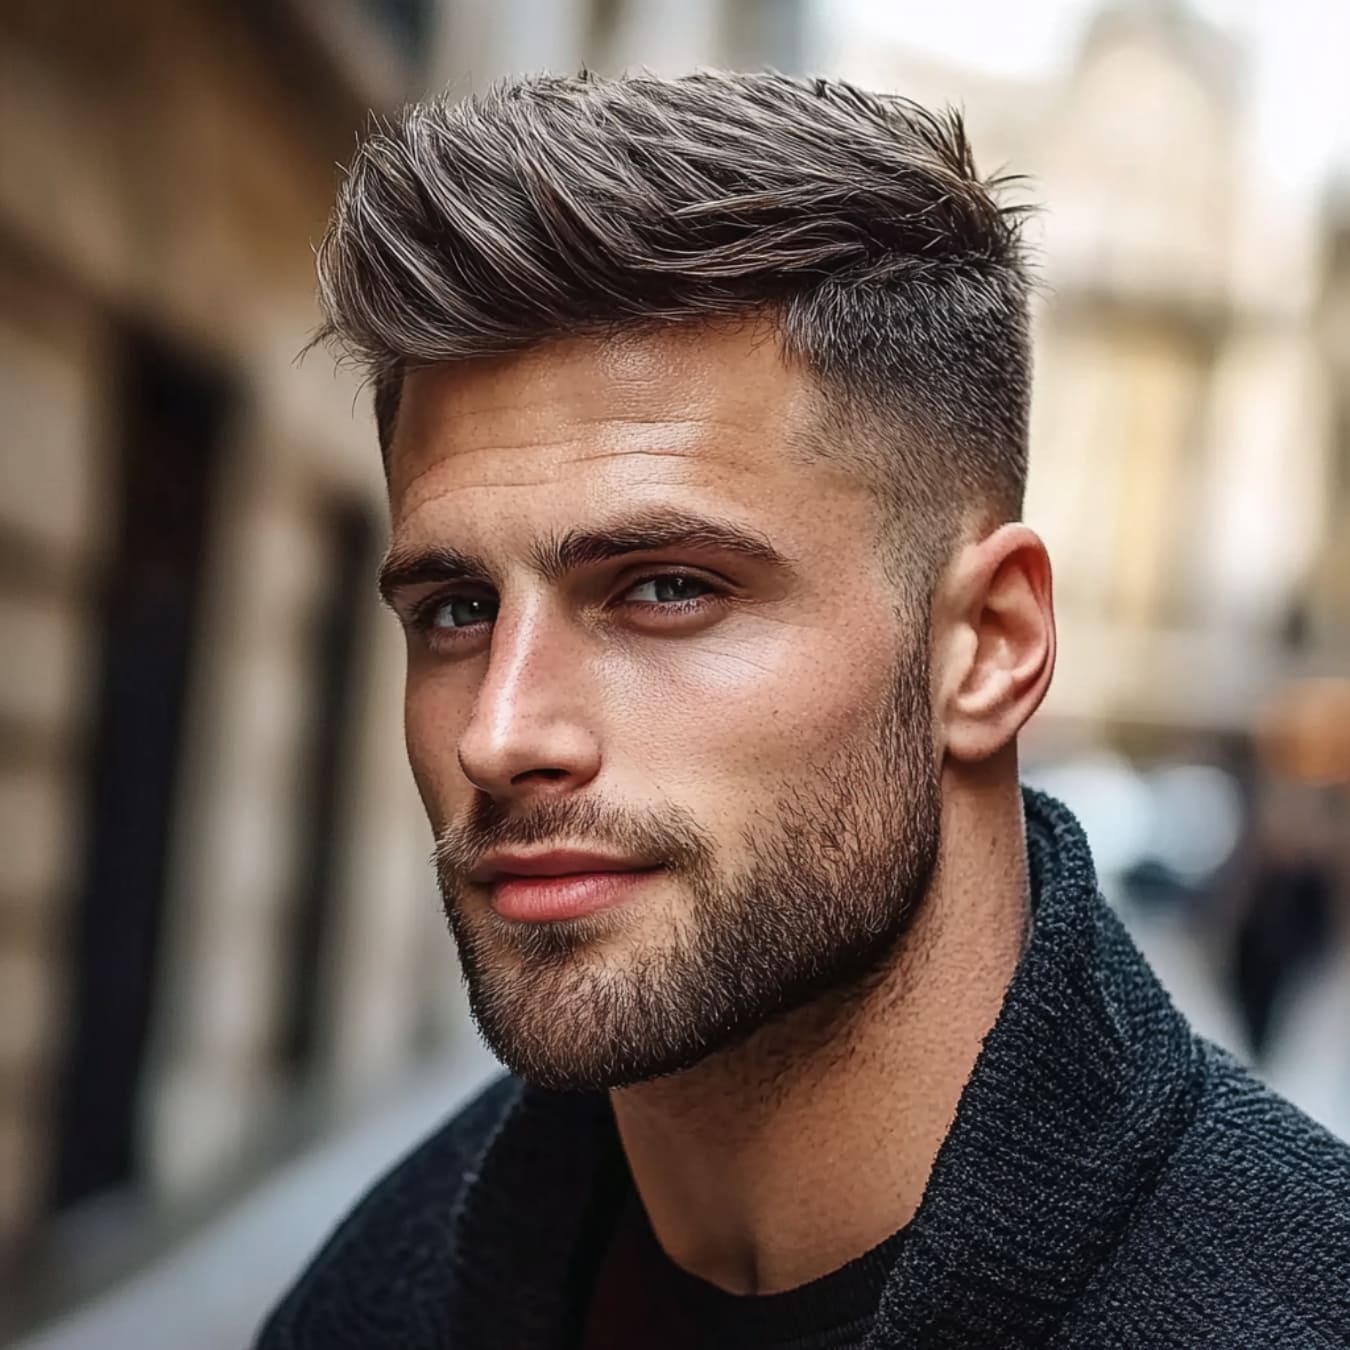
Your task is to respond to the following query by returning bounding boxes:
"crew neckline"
[610,1178,909,1348]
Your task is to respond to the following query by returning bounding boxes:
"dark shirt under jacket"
[256,790,1350,1349]
[580,1179,908,1350]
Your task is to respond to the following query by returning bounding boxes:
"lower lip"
[490,868,665,923]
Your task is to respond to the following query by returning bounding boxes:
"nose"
[455,611,603,801]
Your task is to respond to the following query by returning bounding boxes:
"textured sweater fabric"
[256,790,1350,1348]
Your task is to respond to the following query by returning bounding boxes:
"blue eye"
[625,574,714,605]
[430,593,498,630]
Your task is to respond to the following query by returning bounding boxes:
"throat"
[606,854,1029,1298]
[605,952,933,1292]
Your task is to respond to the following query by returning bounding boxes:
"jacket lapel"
[446,1080,618,1349]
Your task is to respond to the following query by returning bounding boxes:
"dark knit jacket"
[256,790,1350,1348]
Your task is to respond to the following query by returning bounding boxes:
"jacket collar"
[445,789,1203,1349]
[864,788,1202,1346]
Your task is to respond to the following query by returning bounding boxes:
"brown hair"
[314,70,1034,585]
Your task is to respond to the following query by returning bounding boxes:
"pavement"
[11,1044,500,1350]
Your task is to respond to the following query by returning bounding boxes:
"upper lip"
[469,849,660,883]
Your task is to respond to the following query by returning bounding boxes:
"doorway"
[49,329,233,1211]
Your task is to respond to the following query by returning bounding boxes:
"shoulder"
[1154,1040,1350,1288]
[1059,1040,1350,1347]
[253,1072,522,1350]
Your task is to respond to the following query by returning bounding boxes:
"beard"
[433,638,941,1092]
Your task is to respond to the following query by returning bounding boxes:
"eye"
[423,592,497,633]
[622,572,718,608]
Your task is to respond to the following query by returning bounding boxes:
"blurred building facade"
[1320,192,1350,672]
[0,0,421,1319]
[830,2,1350,753]
[0,0,812,1329]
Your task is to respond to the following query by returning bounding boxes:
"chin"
[469,978,769,1094]
[482,1037,720,1094]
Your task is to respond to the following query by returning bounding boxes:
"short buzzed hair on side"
[314,70,1034,595]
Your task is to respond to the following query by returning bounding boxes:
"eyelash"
[406,571,727,647]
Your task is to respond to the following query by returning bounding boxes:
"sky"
[824,0,1350,204]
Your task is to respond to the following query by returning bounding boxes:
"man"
[258,72,1350,1348]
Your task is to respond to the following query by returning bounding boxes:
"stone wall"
[0,0,452,1289]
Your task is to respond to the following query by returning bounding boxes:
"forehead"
[387,322,843,532]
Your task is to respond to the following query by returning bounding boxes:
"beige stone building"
[0,1,433,1325]
[1316,191,1350,656]
[829,1,1350,752]
[0,0,810,1331]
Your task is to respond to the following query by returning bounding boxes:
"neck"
[608,761,1030,1295]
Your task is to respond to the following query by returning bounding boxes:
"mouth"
[489,866,667,923]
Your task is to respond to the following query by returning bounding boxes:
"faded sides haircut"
[314,70,1034,593]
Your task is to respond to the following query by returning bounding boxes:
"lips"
[488,865,665,923]
[470,848,657,884]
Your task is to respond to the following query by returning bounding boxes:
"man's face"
[383,322,941,1090]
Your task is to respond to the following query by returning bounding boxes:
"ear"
[932,523,1056,764]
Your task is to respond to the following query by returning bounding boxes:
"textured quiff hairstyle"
[315,70,1033,594]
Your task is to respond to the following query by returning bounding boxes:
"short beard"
[434,642,941,1092]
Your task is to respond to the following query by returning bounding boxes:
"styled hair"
[314,69,1034,585]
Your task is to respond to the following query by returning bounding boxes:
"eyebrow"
[377,506,798,607]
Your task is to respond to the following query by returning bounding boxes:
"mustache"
[430,797,711,886]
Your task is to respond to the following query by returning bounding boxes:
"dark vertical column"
[278,502,379,1077]
[50,331,232,1211]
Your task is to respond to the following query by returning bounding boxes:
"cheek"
[634,621,902,788]
[403,675,466,817]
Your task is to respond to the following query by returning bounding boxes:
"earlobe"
[941,525,1056,765]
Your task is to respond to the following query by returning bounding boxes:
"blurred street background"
[1,0,1349,1345]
